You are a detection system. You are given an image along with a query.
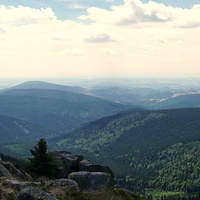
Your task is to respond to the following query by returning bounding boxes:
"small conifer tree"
[26,138,58,178]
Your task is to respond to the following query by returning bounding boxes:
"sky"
[0,0,200,79]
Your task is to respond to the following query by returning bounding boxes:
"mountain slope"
[0,115,50,142]
[152,93,200,109]
[0,114,53,156]
[0,88,128,132]
[51,108,200,196]
[0,81,85,93]
[53,108,200,154]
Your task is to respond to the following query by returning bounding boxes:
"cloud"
[50,32,68,41]
[79,0,175,24]
[68,4,87,9]
[0,28,6,33]
[79,0,200,28]
[0,6,57,25]
[0,50,15,56]
[1,1,200,78]
[174,4,200,28]
[59,48,83,56]
[85,33,119,43]
[101,48,121,56]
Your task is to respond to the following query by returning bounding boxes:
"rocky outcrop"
[68,171,112,191]
[45,178,80,198]
[45,178,79,191]
[0,161,32,180]
[52,151,115,187]
[3,179,41,191]
[0,151,116,199]
[52,151,83,178]
[79,160,115,185]
[16,187,58,200]
[0,164,12,177]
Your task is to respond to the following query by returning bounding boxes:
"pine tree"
[26,138,58,178]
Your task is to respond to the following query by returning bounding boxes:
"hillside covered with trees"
[0,81,200,199]
[52,108,200,200]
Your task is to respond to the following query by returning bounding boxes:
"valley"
[0,80,199,200]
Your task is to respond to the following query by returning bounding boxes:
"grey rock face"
[1,161,29,180]
[52,151,115,187]
[16,187,58,200]
[52,151,83,178]
[68,171,112,191]
[45,178,79,191]
[3,179,41,191]
[0,164,12,177]
[79,161,115,185]
[79,160,94,168]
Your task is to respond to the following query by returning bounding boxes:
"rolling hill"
[0,80,86,94]
[51,108,200,198]
[0,114,51,143]
[0,114,53,157]
[0,88,129,132]
[151,93,200,109]
[3,81,200,110]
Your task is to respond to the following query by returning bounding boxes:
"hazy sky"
[0,0,200,78]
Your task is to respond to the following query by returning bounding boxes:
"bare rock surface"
[0,164,12,177]
[3,179,41,191]
[16,187,58,200]
[52,151,83,178]
[45,178,79,191]
[68,171,112,191]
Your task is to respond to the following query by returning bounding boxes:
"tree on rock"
[26,138,58,178]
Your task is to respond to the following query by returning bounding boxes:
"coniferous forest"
[0,81,199,200]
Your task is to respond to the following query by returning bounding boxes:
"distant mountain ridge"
[0,81,86,94]
[2,81,200,110]
[0,81,130,156]
[0,88,128,132]
[0,81,199,199]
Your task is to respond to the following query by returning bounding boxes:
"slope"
[52,108,200,197]
[0,115,51,143]
[0,114,53,157]
[0,88,128,132]
[0,81,85,93]
[153,93,200,109]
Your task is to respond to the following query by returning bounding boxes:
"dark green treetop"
[26,138,58,178]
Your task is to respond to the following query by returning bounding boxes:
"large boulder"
[3,179,41,191]
[0,161,32,180]
[52,151,83,178]
[45,179,79,198]
[68,171,112,191]
[16,187,58,200]
[79,160,115,185]
[45,178,79,191]
[0,164,11,177]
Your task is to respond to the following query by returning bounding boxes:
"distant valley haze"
[0,1,200,199]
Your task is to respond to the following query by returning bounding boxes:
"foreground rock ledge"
[16,187,58,200]
[69,171,112,191]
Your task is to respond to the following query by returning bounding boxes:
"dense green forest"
[0,88,128,132]
[52,108,200,200]
[0,82,200,200]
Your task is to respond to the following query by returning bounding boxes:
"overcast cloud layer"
[0,0,200,78]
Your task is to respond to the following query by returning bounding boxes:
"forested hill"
[0,88,129,132]
[52,108,200,199]
[0,80,85,93]
[0,114,50,142]
[53,108,200,154]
